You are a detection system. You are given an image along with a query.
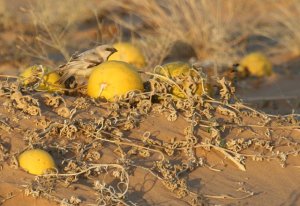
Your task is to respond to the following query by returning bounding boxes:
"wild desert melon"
[156,61,210,98]
[20,65,65,92]
[238,52,272,77]
[18,149,56,175]
[108,42,146,68]
[87,60,144,101]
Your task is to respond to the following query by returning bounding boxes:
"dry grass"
[3,0,300,71]
[1,0,90,28]
[98,0,268,69]
[11,0,116,68]
[17,0,93,64]
[263,0,300,58]
[0,0,11,29]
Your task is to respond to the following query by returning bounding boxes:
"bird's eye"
[105,48,118,52]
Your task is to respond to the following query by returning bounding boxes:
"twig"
[197,143,246,171]
[0,193,16,204]
[0,75,19,79]
[204,192,254,200]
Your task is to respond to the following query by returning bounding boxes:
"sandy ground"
[0,85,300,206]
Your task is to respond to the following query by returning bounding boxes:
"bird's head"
[95,45,118,61]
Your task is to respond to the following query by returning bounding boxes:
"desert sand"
[0,70,300,206]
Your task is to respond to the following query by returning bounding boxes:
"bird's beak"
[106,48,118,53]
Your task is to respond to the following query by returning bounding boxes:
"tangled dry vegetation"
[1,65,300,205]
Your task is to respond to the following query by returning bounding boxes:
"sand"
[0,77,300,206]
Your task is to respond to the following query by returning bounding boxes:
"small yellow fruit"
[87,61,144,100]
[108,42,146,68]
[238,52,272,77]
[38,72,65,92]
[156,61,209,98]
[20,65,65,92]
[18,149,56,175]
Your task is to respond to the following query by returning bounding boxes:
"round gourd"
[18,149,56,175]
[87,61,144,101]
[238,52,272,77]
[20,65,65,92]
[108,42,146,68]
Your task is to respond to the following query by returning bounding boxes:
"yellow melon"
[238,52,272,77]
[108,42,146,68]
[20,65,65,92]
[18,149,56,175]
[87,61,144,101]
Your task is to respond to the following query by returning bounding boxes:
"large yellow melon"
[87,61,144,101]
[238,52,272,77]
[108,42,146,68]
[18,149,56,175]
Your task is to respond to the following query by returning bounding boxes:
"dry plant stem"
[282,114,300,117]
[212,147,246,171]
[39,122,64,138]
[43,164,129,196]
[17,2,74,64]
[225,124,300,130]
[28,8,70,60]
[43,164,124,177]
[90,130,166,161]
[243,94,300,102]
[204,192,254,200]
[204,98,241,113]
[235,103,300,120]
[0,193,16,204]
[197,143,300,160]
[188,189,254,202]
[130,163,163,181]
[96,130,133,143]
[144,71,189,98]
[205,164,222,172]
[0,75,19,79]
[234,102,274,118]
[206,97,300,121]
[86,202,132,206]
[193,143,240,157]
[198,143,246,171]
[16,42,53,64]
[92,130,252,169]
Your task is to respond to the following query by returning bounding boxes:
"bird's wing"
[55,48,106,83]
[58,72,74,84]
[73,49,96,60]
[83,55,104,66]
[69,51,81,60]
[57,61,92,84]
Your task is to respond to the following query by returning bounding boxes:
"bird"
[55,44,117,84]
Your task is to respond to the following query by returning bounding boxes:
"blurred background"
[0,0,300,114]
